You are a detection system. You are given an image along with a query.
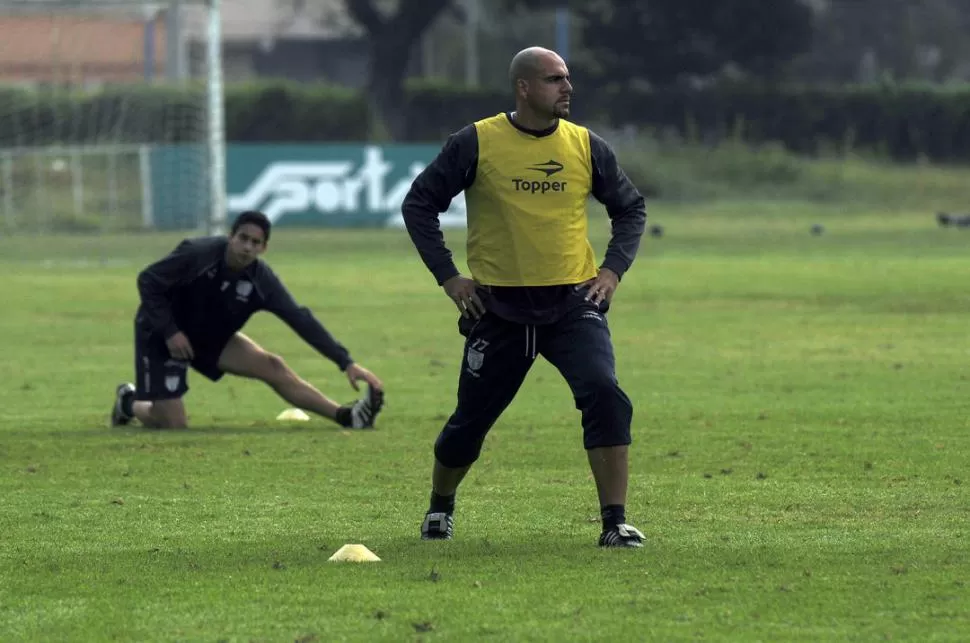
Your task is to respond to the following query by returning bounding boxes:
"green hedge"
[224,81,369,142]
[0,81,369,146]
[1,80,968,162]
[398,81,507,142]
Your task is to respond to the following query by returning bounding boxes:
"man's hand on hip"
[443,275,486,319]
[579,268,620,307]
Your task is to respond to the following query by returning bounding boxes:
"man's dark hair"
[231,210,271,242]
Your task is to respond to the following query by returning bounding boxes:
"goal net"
[0,0,225,235]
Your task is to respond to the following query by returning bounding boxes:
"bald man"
[401,47,647,548]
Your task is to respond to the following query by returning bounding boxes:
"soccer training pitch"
[1,201,967,641]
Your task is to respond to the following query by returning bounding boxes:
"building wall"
[0,1,426,88]
[0,15,167,86]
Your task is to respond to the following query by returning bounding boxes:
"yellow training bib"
[465,114,598,286]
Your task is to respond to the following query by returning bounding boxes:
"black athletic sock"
[121,392,135,417]
[335,406,352,427]
[601,504,626,531]
[429,491,455,515]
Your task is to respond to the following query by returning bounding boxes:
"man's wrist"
[432,262,461,286]
[599,261,625,281]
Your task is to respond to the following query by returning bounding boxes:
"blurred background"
[0,0,968,234]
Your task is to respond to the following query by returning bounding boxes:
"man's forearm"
[138,291,180,338]
[401,206,461,285]
[284,308,353,370]
[601,209,646,279]
[401,125,478,286]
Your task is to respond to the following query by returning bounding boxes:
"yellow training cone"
[328,544,381,562]
[276,408,311,421]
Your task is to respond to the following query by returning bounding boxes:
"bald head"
[508,46,572,124]
[509,47,562,92]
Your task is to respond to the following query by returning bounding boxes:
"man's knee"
[574,369,629,409]
[261,353,294,386]
[434,416,494,469]
[149,401,188,429]
[575,374,633,449]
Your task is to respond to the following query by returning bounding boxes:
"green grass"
[614,134,970,210]
[2,201,969,641]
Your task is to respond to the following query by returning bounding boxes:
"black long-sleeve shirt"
[401,114,647,324]
[135,236,353,370]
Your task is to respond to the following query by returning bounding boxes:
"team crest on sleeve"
[236,280,253,301]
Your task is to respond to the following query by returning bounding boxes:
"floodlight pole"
[555,5,569,61]
[464,0,479,87]
[205,0,226,234]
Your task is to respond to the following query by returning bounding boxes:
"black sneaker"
[110,382,136,427]
[349,384,384,429]
[598,523,645,548]
[421,511,454,540]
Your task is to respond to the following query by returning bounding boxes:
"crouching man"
[110,210,384,430]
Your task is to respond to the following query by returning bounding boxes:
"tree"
[507,0,815,88]
[791,0,970,83]
[344,0,453,138]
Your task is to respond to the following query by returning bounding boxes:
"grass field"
[1,199,969,641]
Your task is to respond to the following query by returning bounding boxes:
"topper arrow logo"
[526,159,564,176]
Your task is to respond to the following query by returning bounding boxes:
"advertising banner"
[225,144,467,229]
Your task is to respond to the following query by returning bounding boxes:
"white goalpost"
[0,0,226,235]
